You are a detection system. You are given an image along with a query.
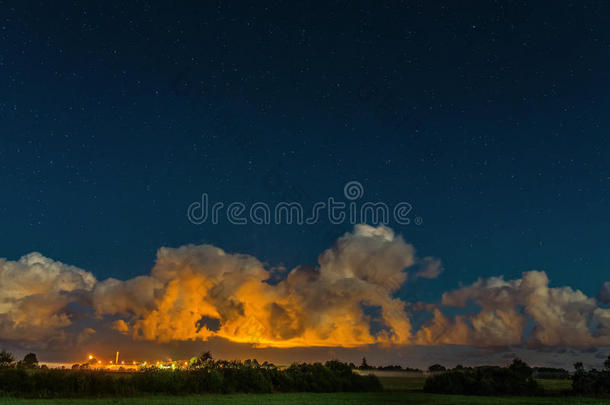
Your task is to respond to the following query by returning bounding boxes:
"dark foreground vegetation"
[3,348,610,399]
[423,358,542,396]
[424,356,610,398]
[572,357,610,396]
[3,392,609,405]
[0,350,381,398]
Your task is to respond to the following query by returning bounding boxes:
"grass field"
[375,375,573,394]
[536,378,573,394]
[376,375,427,391]
[3,392,610,405]
[0,377,603,404]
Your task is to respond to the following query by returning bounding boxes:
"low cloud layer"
[1,225,609,352]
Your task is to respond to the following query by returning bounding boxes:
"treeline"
[424,356,610,397]
[572,358,610,396]
[0,350,381,398]
[426,363,570,379]
[357,357,423,373]
[423,358,542,396]
[0,350,40,369]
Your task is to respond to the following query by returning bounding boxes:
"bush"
[572,357,610,396]
[423,358,542,396]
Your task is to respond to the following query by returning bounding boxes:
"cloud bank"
[1,225,609,351]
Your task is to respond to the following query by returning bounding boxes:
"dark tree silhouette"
[0,349,15,367]
[572,356,610,395]
[359,357,372,369]
[191,351,213,368]
[424,359,540,396]
[22,352,38,368]
[508,358,533,379]
[199,351,212,362]
[428,363,446,372]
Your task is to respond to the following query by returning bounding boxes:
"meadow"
[1,376,603,405]
[2,391,608,405]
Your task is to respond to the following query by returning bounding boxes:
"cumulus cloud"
[93,225,417,347]
[416,271,610,347]
[2,226,609,351]
[411,257,443,280]
[0,252,96,344]
[92,276,162,316]
[598,282,610,304]
[76,327,96,345]
[111,319,129,334]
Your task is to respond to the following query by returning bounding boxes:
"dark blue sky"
[1,0,609,304]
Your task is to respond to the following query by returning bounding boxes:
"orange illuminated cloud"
[94,225,416,347]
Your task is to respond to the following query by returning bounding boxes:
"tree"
[0,349,15,367]
[428,364,446,372]
[359,357,372,370]
[191,351,213,368]
[508,358,533,379]
[22,352,38,368]
[604,355,610,371]
[572,360,608,395]
[199,351,213,362]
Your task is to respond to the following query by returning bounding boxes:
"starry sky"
[1,1,610,366]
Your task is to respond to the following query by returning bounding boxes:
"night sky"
[1,1,610,366]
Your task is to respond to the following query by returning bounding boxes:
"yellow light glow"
[88,355,93,360]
